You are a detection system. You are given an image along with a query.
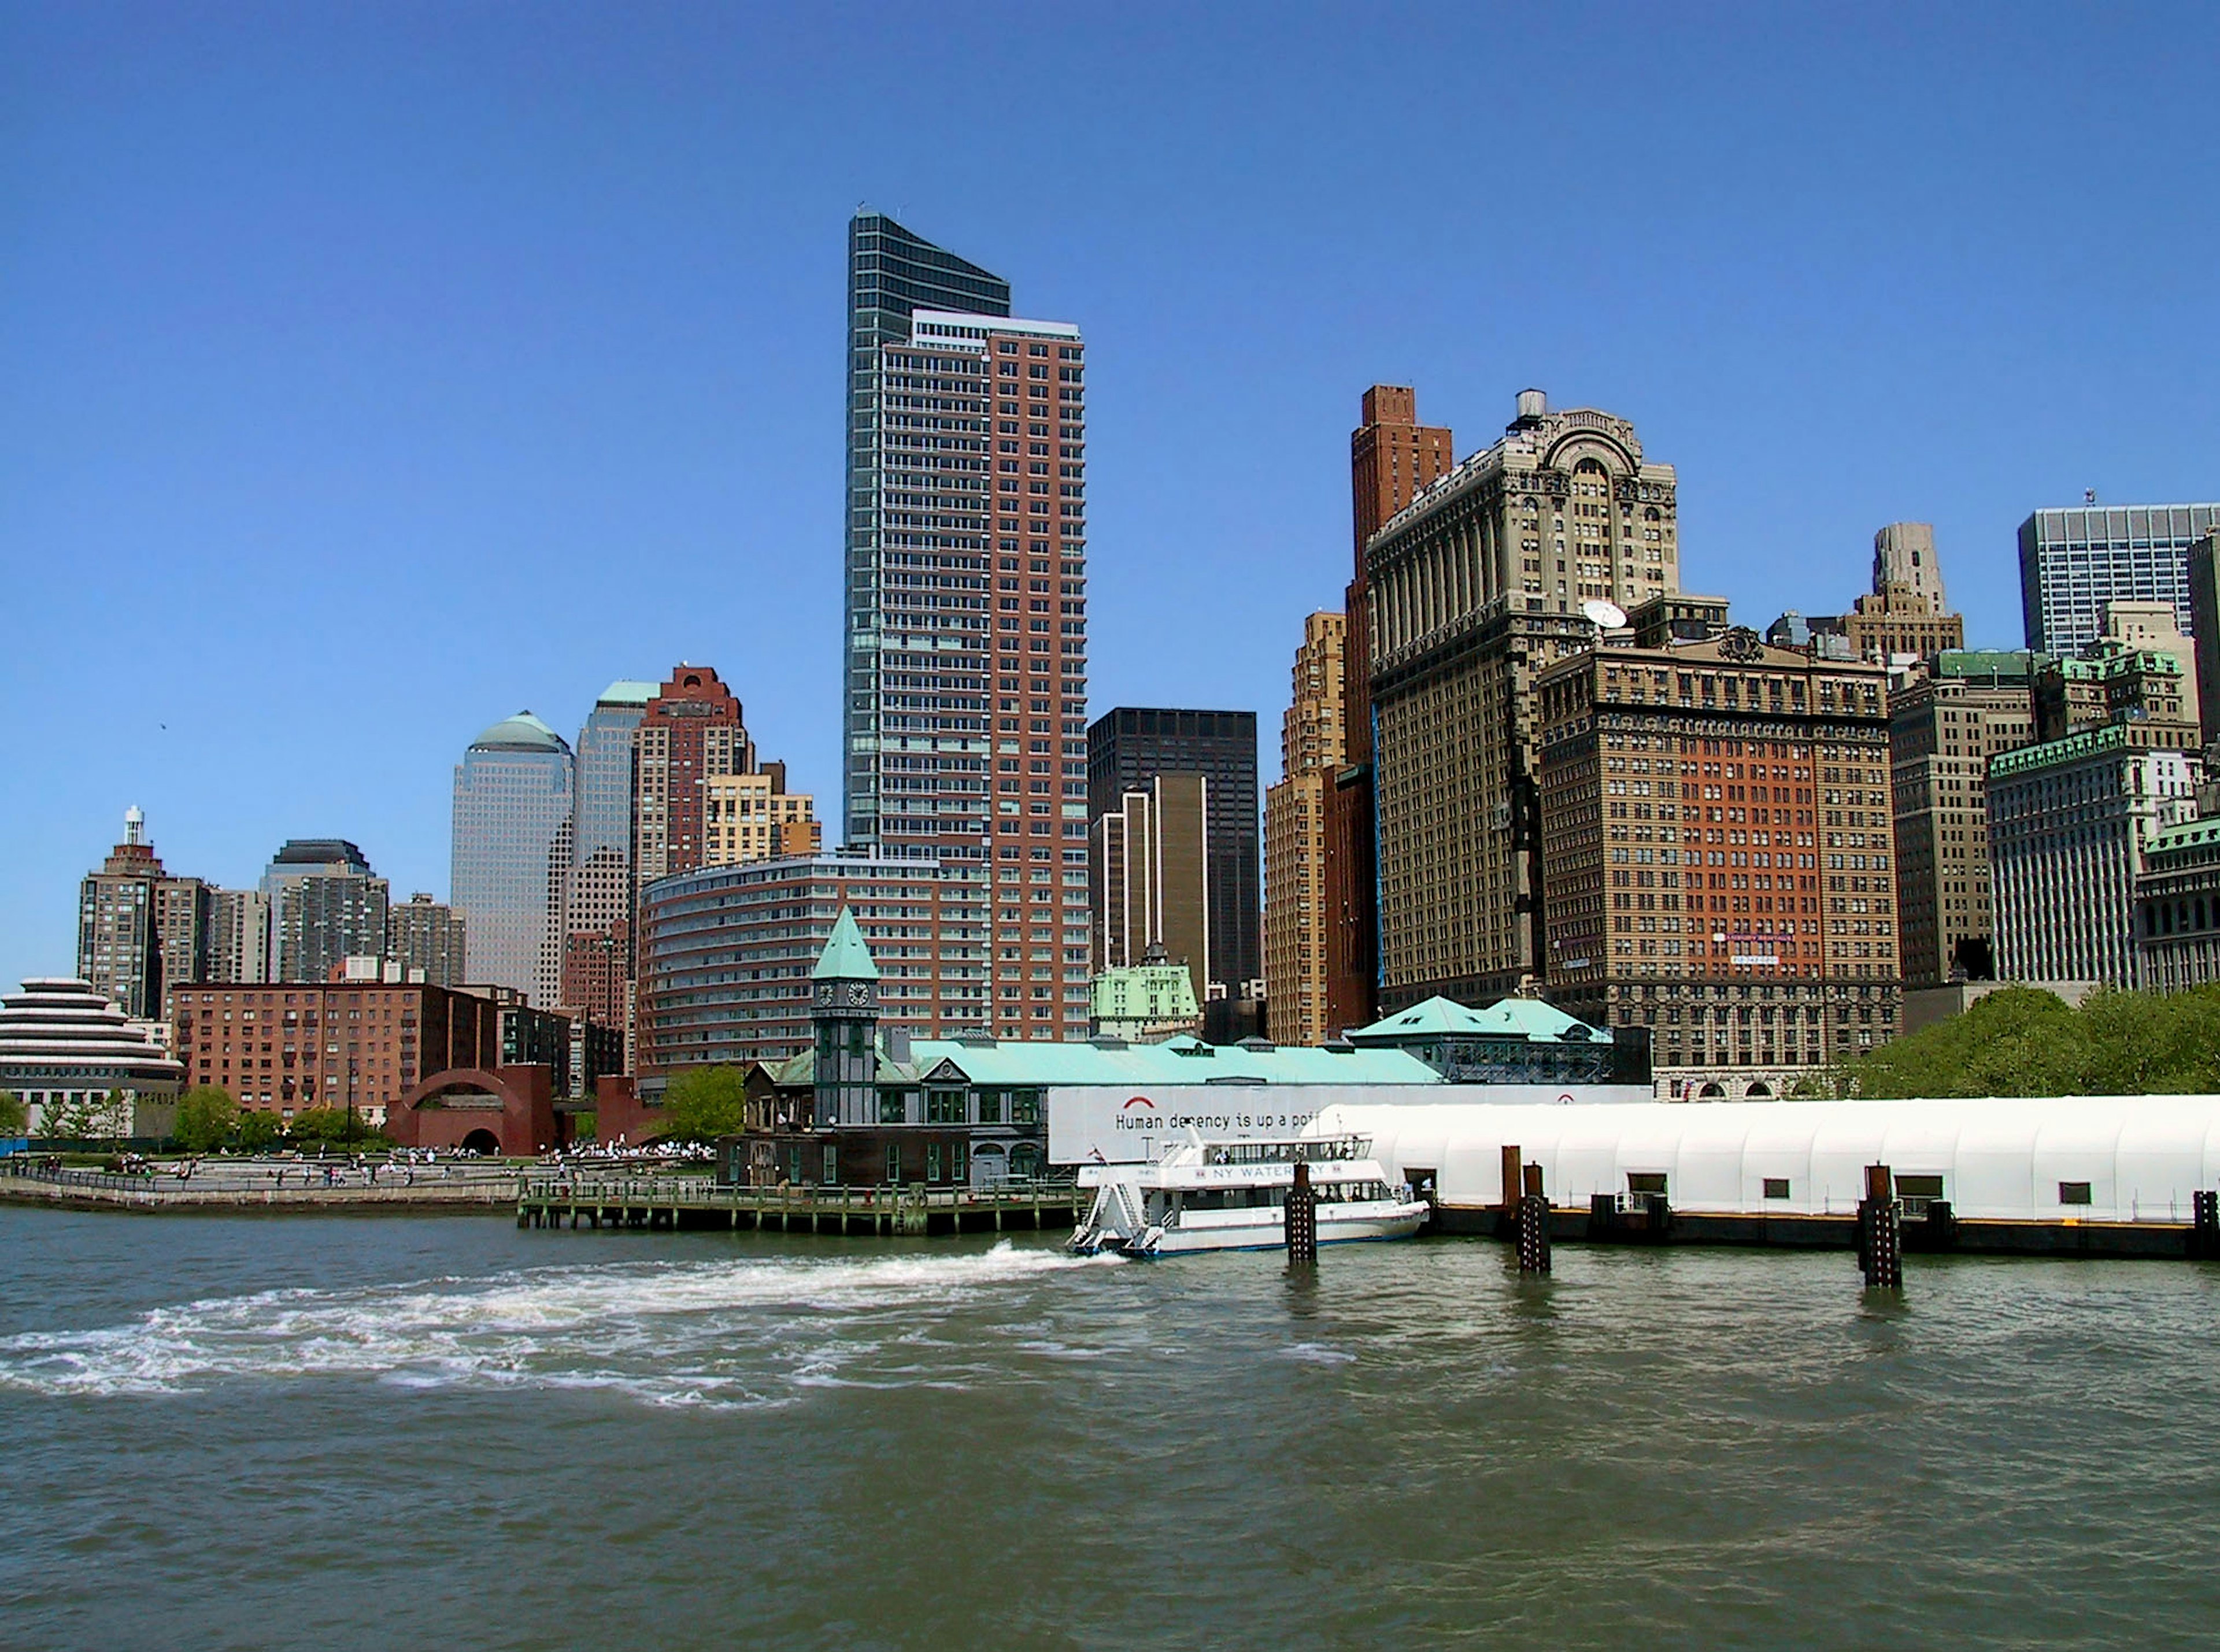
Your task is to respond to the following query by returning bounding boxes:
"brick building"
[171,980,500,1125]
[1263,612,1347,1044]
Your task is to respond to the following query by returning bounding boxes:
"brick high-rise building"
[633,664,758,886]
[1368,389,1681,1010]
[843,210,1091,1041]
[1088,709,1259,995]
[1264,612,1347,1044]
[1329,387,1454,1036]
[77,808,206,1020]
[1536,617,1901,1095]
[1887,651,2041,989]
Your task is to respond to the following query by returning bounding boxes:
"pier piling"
[1285,1161,1318,1266]
[1516,1163,1551,1275]
[2193,1191,2219,1259]
[1858,1163,1903,1290]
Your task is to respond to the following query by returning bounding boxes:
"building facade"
[1264,612,1348,1044]
[2018,502,2220,655]
[1331,388,1456,1041]
[171,980,500,1124]
[1840,522,1965,662]
[2136,818,2220,991]
[1,977,183,1138]
[1092,772,1211,1002]
[76,808,201,1021]
[634,850,995,1083]
[387,893,467,986]
[558,679,654,1014]
[842,212,1091,1042]
[702,768,820,866]
[1368,390,1682,1010]
[633,664,758,886]
[261,840,389,985]
[1087,708,1259,995]
[1888,651,2041,988]
[1535,623,1901,1095]
[2189,533,2220,746]
[452,711,575,1006]
[205,888,269,984]
[1988,725,2202,986]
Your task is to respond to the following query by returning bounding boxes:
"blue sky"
[4,2,2217,990]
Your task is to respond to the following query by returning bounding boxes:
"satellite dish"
[1581,598,1628,631]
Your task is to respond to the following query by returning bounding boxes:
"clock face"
[844,983,871,1007]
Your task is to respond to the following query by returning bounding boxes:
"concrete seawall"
[0,1176,517,1213]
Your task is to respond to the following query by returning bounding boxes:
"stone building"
[1838,523,1966,664]
[1367,389,1681,1010]
[1888,651,2042,987]
[1988,725,2202,986]
[2135,817,2220,991]
[1534,614,1901,1097]
[702,767,820,866]
[1263,612,1347,1044]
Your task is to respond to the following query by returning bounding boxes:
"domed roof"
[469,711,570,754]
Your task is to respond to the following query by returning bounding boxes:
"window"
[1627,1172,1668,1196]
[1762,1177,1790,1200]
[823,1145,839,1186]
[926,1088,965,1124]
[977,1090,1001,1124]
[926,1142,942,1181]
[2059,1180,2093,1206]
[887,1143,901,1184]
[879,1094,906,1124]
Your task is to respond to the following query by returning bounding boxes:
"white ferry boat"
[1068,1132,1430,1257]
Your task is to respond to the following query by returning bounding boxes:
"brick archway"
[387,1065,556,1158]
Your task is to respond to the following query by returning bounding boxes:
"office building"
[842,210,1090,1040]
[1,977,183,1138]
[1535,616,1901,1097]
[1368,389,1681,1010]
[205,888,269,985]
[1263,612,1348,1044]
[2189,533,2220,746]
[2136,818,2220,991]
[560,678,654,991]
[1330,387,1455,1038]
[1087,709,1259,995]
[633,664,758,884]
[171,980,499,1124]
[1988,725,2202,986]
[1838,523,1964,663]
[452,711,575,1006]
[2018,502,2220,655]
[702,767,821,866]
[634,850,991,1081]
[262,840,390,985]
[1887,651,2041,988]
[1092,773,1211,1003]
[387,893,467,986]
[1090,949,1203,1040]
[76,808,208,1019]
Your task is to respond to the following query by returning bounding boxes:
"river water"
[2,1209,2217,1649]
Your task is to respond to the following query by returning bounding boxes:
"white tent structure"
[1316,1096,2220,1227]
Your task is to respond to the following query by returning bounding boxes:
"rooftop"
[1349,995,1603,1044]
[469,711,572,754]
[1990,722,2188,777]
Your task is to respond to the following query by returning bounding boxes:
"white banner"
[1046,1082,1649,1165]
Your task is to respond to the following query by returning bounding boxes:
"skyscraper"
[1264,613,1347,1044]
[76,809,208,1018]
[1331,387,1455,1037]
[1367,389,1681,1009]
[262,840,388,984]
[843,210,1091,1040]
[1087,709,1259,995]
[560,679,654,1021]
[1839,523,1964,663]
[387,892,467,986]
[452,712,575,1005]
[2018,502,2220,655]
[632,664,756,885]
[1092,773,1212,1003]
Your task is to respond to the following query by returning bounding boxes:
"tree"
[40,1091,104,1142]
[234,1109,283,1152]
[173,1086,239,1153]
[0,1091,24,1138]
[657,1065,749,1142]
[290,1107,387,1146]
[1842,984,2220,1099]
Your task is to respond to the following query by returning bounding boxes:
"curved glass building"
[452,712,574,1005]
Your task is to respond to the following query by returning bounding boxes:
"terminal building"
[1,977,183,1139]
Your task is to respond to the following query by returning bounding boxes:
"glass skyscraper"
[842,210,1093,1039]
[2019,503,2220,654]
[451,712,574,1005]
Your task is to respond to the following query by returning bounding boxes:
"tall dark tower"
[811,907,881,1129]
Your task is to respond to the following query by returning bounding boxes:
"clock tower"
[811,906,881,1129]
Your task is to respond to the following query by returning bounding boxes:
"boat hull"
[1124,1203,1428,1257]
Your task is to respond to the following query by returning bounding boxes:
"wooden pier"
[515,1176,1081,1239]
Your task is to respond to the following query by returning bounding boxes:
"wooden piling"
[1858,1162,1902,1289]
[1286,1160,1318,1265]
[1516,1162,1551,1275]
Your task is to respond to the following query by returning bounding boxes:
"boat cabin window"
[1627,1172,1668,1197]
[2059,1180,2093,1206]
[1762,1177,1790,1200]
[1895,1174,1944,1200]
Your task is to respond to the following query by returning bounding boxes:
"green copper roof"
[469,711,570,753]
[752,1032,1441,1088]
[1349,994,1600,1043]
[811,907,880,981]
[598,680,658,706]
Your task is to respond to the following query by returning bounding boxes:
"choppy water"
[3,1210,2218,1649]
